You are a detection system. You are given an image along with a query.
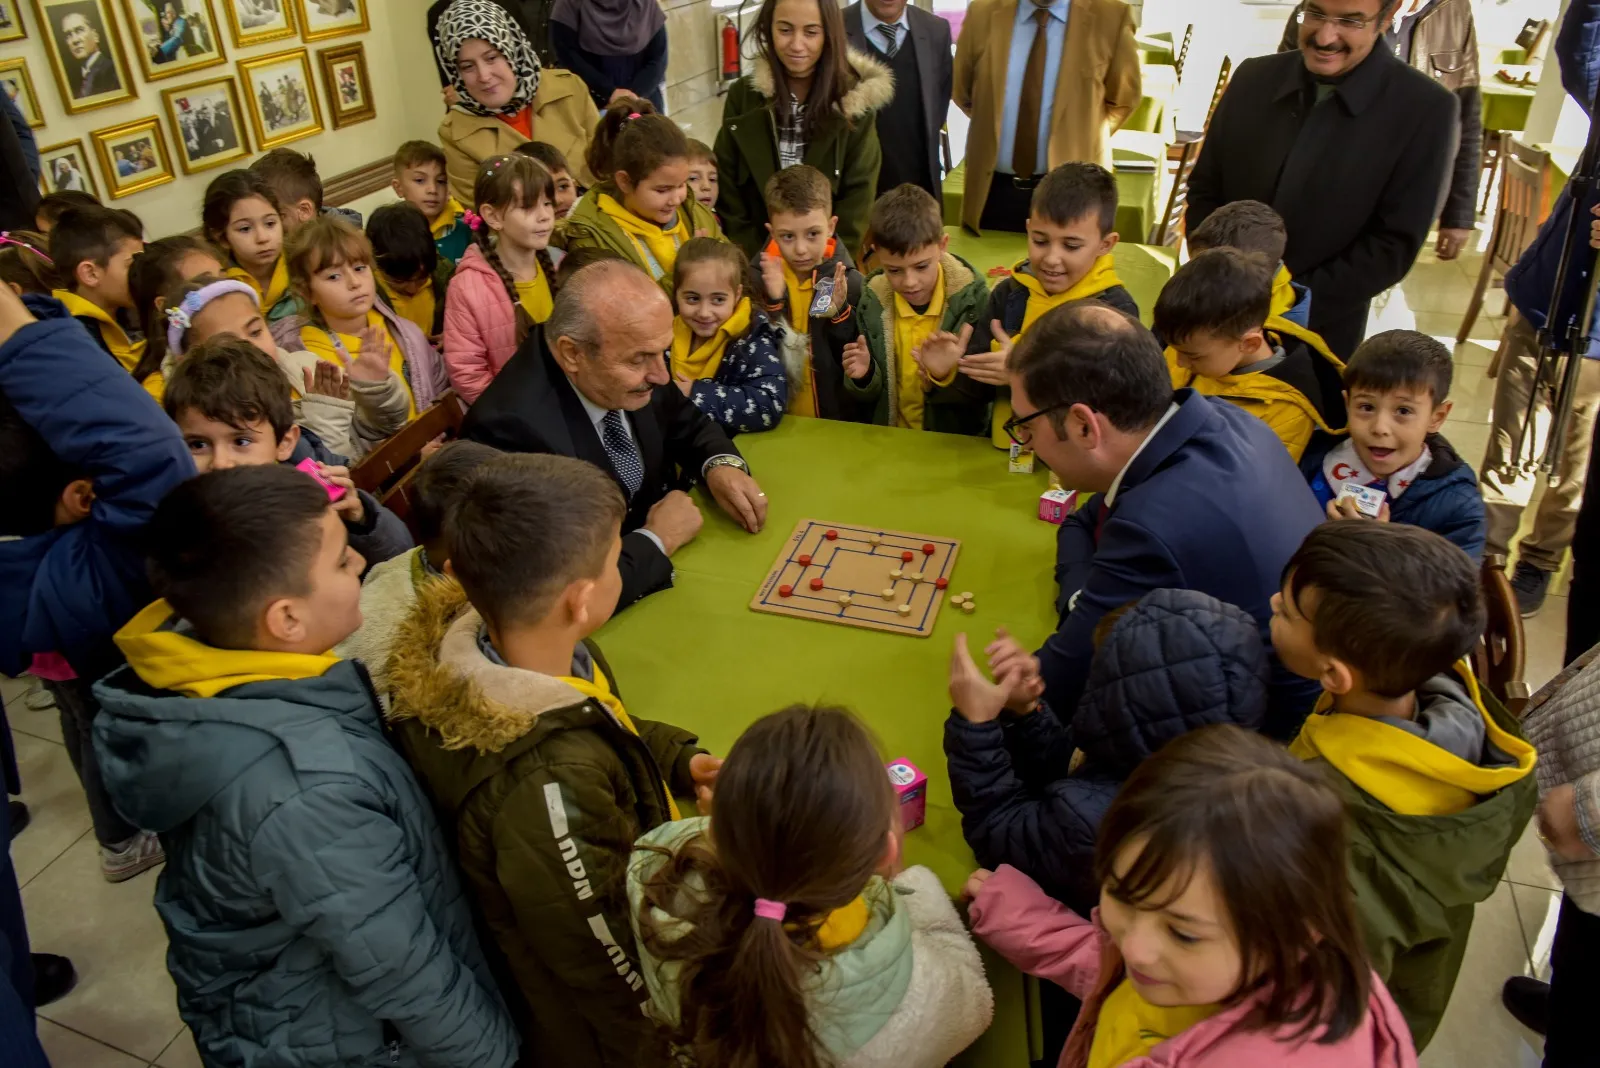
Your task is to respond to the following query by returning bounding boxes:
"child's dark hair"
[686,138,716,166]
[1153,248,1274,344]
[0,391,86,537]
[446,453,626,629]
[366,202,439,284]
[145,464,331,649]
[1188,200,1288,263]
[1342,329,1454,406]
[283,214,372,316]
[515,140,570,175]
[1282,521,1484,697]
[764,164,832,219]
[865,183,943,258]
[471,154,558,318]
[393,139,447,175]
[1096,723,1371,1043]
[251,147,323,210]
[1030,162,1118,235]
[164,334,296,442]
[201,169,282,250]
[35,190,99,231]
[638,704,895,1068]
[0,230,62,294]
[48,205,142,286]
[749,0,858,141]
[673,237,747,298]
[129,236,221,384]
[585,98,690,189]
[410,439,500,547]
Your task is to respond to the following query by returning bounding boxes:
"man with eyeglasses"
[994,301,1324,737]
[1187,0,1458,361]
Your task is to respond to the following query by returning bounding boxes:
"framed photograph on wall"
[0,57,44,128]
[39,137,99,196]
[30,0,136,113]
[121,0,226,81]
[221,0,291,48]
[238,46,321,149]
[0,2,28,43]
[317,40,369,129]
[162,75,248,173]
[293,0,362,43]
[91,115,175,198]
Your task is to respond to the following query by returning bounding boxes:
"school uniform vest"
[869,34,931,196]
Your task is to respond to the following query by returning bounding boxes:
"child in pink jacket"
[962,724,1416,1068]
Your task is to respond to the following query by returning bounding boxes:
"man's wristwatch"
[702,454,749,479]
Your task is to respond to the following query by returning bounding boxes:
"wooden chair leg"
[1457,255,1493,345]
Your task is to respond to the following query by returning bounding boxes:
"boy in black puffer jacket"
[944,587,1270,915]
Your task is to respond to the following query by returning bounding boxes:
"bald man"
[463,260,768,608]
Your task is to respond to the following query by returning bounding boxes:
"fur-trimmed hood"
[745,48,895,121]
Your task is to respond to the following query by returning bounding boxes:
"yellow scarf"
[227,256,290,313]
[114,599,340,699]
[558,665,681,821]
[515,270,553,324]
[892,266,948,431]
[814,895,871,952]
[1288,662,1536,817]
[1266,265,1341,366]
[432,197,465,239]
[1269,264,1297,320]
[671,297,752,382]
[597,193,690,280]
[782,257,820,418]
[301,310,417,418]
[380,277,437,339]
[1088,978,1221,1068]
[53,289,153,393]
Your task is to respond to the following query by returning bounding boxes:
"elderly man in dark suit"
[844,0,952,200]
[463,260,769,609]
[1186,0,1458,360]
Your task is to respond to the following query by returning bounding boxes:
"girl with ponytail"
[628,705,993,1068]
[441,152,559,402]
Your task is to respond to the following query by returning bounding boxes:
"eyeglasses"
[1002,401,1071,446]
[1295,7,1378,32]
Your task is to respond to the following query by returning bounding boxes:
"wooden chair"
[1173,23,1194,82]
[350,391,467,535]
[1151,56,1231,247]
[1458,138,1548,347]
[1474,553,1530,717]
[1516,18,1552,64]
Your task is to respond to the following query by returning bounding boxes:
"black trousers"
[44,677,137,848]
[979,173,1039,234]
[1545,893,1600,1067]
[1566,407,1600,663]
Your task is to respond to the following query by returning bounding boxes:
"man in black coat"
[844,0,953,199]
[1186,0,1459,359]
[462,260,770,609]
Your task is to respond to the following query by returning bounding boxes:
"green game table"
[1482,79,1535,134]
[592,417,1060,1066]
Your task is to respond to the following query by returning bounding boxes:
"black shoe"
[1501,975,1549,1036]
[1510,561,1553,618]
[7,800,27,840]
[31,953,76,1007]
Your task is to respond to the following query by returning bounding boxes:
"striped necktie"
[878,22,901,57]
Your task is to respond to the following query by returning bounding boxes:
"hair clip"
[0,232,52,263]
[165,279,258,358]
[627,111,642,121]
[164,305,193,331]
[753,898,787,921]
[463,209,484,232]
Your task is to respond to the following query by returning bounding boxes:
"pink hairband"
[463,209,484,232]
[628,111,642,120]
[0,232,51,262]
[165,279,260,357]
[753,898,787,921]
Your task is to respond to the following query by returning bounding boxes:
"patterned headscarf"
[434,0,541,118]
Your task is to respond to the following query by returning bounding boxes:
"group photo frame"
[161,73,248,173]
[316,39,368,128]
[30,0,136,113]
[0,1,27,43]
[38,135,98,196]
[292,0,362,43]
[220,0,292,48]
[90,114,175,197]
[120,0,227,82]
[0,56,44,128]
[238,45,320,149]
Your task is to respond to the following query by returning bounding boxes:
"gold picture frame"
[0,1,28,43]
[30,0,136,113]
[120,0,226,83]
[292,0,362,43]
[91,115,175,198]
[220,0,293,48]
[238,46,321,149]
[39,136,99,196]
[0,57,44,128]
[317,40,370,129]
[161,74,249,174]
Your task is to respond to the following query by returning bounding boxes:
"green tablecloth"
[942,162,1160,246]
[591,417,1059,1066]
[1483,80,1536,133]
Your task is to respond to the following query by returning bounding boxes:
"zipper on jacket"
[382,1020,402,1064]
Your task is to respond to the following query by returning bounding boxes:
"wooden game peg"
[897,604,912,617]
[869,534,882,546]
[961,601,976,614]
[881,588,895,600]
[890,568,903,580]
[909,571,924,582]
[838,593,853,607]
[950,594,965,605]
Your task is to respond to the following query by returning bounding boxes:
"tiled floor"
[0,236,1575,1066]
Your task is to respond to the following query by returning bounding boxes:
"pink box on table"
[887,759,928,831]
[1038,488,1077,525]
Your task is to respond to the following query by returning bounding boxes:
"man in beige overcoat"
[952,0,1140,233]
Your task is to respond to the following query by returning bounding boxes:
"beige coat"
[952,0,1141,233]
[438,69,601,205]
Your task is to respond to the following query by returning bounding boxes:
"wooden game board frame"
[750,520,961,637]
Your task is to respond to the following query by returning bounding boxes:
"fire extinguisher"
[721,17,741,80]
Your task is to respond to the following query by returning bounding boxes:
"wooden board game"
[751,520,961,637]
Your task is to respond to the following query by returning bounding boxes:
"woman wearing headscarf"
[549,0,669,111]
[435,0,600,204]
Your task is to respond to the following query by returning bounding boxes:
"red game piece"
[901,550,914,562]
[825,529,838,540]
[778,584,793,597]
[922,543,936,555]
[809,577,825,591]
[797,553,812,566]
[935,577,949,590]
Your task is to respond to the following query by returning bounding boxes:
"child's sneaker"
[100,830,164,883]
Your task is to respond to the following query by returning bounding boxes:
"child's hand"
[915,323,975,384]
[349,327,391,382]
[842,336,871,381]
[690,753,723,815]
[1538,784,1596,861]
[759,252,786,303]
[1326,498,1391,523]
[821,261,849,318]
[674,372,695,397]
[319,464,364,524]
[986,627,1043,714]
[957,321,1013,386]
[962,868,994,901]
[303,361,349,399]
[949,633,1016,724]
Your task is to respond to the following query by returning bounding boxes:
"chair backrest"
[1517,18,1551,60]
[350,391,467,533]
[1474,553,1530,717]
[1203,55,1232,133]
[1174,23,1194,81]
[1486,138,1550,278]
[1150,140,1200,247]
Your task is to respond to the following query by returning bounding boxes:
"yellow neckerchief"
[812,895,871,952]
[671,297,753,382]
[53,289,146,378]
[301,309,417,417]
[515,268,553,324]
[781,253,820,417]
[1269,263,1297,320]
[432,197,465,240]
[892,265,948,431]
[114,599,340,699]
[1266,313,1341,366]
[558,664,681,821]
[379,276,437,340]
[597,193,690,280]
[226,256,290,313]
[1087,978,1221,1068]
[1288,661,1537,817]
